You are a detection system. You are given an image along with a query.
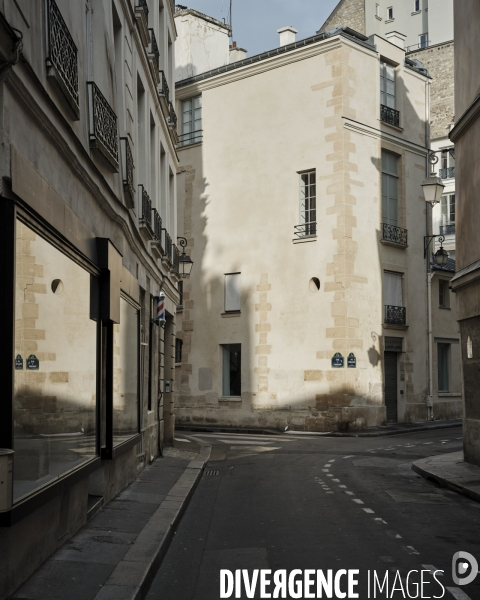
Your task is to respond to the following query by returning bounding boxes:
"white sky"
[177,0,341,56]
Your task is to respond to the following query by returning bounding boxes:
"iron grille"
[137,0,149,19]
[381,223,408,246]
[439,224,455,235]
[172,244,180,274]
[163,230,173,261]
[439,167,455,179]
[46,0,79,112]
[178,130,203,146]
[120,137,134,200]
[87,82,118,168]
[384,305,406,326]
[294,222,317,237]
[380,104,400,127]
[152,208,163,246]
[168,101,177,129]
[148,29,160,72]
[140,185,152,223]
[158,71,170,103]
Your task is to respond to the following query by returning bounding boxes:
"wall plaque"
[384,337,403,353]
[347,353,357,368]
[331,353,344,368]
[26,355,40,370]
[15,355,23,370]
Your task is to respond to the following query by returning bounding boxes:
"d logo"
[452,551,478,586]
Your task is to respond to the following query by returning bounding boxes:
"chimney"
[278,26,298,47]
[229,41,247,63]
[385,31,407,49]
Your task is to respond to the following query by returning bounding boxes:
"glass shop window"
[113,297,140,445]
[13,221,97,502]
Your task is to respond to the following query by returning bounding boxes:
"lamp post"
[176,237,194,278]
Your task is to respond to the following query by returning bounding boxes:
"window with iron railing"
[120,137,135,208]
[296,170,316,238]
[440,194,455,236]
[172,244,180,274]
[168,101,177,129]
[139,185,152,223]
[87,81,119,170]
[381,150,404,244]
[163,229,173,261]
[158,70,170,103]
[180,96,202,146]
[439,148,455,179]
[380,61,400,127]
[148,29,160,72]
[384,271,406,325]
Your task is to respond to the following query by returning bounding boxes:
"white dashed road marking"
[446,588,472,600]
[339,485,347,489]
[405,546,419,555]
[345,491,354,496]
[374,518,387,524]
[363,508,375,514]
[352,499,364,504]
[343,455,355,458]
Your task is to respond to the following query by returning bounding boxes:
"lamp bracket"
[424,234,445,259]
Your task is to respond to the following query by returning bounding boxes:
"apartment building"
[0,0,180,595]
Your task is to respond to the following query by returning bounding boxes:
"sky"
[178,0,341,56]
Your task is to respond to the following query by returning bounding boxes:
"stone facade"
[318,0,366,35]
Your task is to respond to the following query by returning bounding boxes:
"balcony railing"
[168,101,177,129]
[384,305,406,326]
[439,166,455,179]
[139,185,152,224]
[120,137,135,208]
[46,0,79,117]
[87,81,119,170]
[381,223,408,247]
[178,130,203,146]
[158,71,170,104]
[137,0,149,19]
[152,208,163,242]
[172,244,180,274]
[294,222,317,238]
[148,29,160,72]
[135,0,150,47]
[380,104,400,128]
[440,224,455,236]
[163,229,173,261]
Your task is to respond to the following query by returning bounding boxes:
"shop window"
[113,297,140,445]
[13,221,97,502]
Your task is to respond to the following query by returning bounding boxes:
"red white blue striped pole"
[156,291,166,327]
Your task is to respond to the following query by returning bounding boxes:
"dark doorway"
[384,351,398,422]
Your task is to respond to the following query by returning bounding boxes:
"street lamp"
[176,237,194,278]
[424,234,449,266]
[422,150,445,207]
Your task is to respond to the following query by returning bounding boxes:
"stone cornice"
[449,93,480,144]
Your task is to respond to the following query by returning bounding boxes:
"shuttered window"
[225,273,241,312]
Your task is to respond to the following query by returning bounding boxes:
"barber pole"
[156,292,166,326]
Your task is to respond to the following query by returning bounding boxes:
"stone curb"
[412,451,480,504]
[92,444,212,600]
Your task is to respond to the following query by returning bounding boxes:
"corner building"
[0,0,180,595]
[174,24,449,432]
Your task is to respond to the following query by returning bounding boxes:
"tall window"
[382,151,399,227]
[181,95,202,146]
[177,280,184,308]
[375,3,380,17]
[387,7,393,19]
[414,0,420,11]
[419,33,428,49]
[380,61,396,109]
[441,194,455,228]
[175,338,183,364]
[225,273,241,313]
[440,148,455,178]
[222,344,241,397]
[299,170,316,237]
[439,280,450,308]
[438,343,450,392]
[384,271,405,325]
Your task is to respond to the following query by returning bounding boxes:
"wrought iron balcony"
[439,224,455,236]
[381,223,408,247]
[148,29,160,73]
[163,229,173,262]
[135,0,150,47]
[139,186,153,239]
[294,222,317,238]
[152,208,163,241]
[380,104,400,128]
[137,0,149,19]
[172,244,180,274]
[384,305,406,326]
[158,71,170,104]
[439,166,455,179]
[120,137,135,208]
[87,82,119,170]
[168,101,177,129]
[45,0,79,118]
[178,130,203,147]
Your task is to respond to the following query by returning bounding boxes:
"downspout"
[425,78,434,420]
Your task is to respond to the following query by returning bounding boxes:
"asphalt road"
[146,427,480,600]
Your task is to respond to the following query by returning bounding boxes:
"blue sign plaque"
[347,353,357,368]
[15,355,23,370]
[26,355,40,370]
[331,353,344,368]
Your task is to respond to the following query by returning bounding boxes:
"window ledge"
[380,239,408,250]
[378,119,404,132]
[411,10,421,15]
[375,15,382,20]
[221,311,241,318]
[220,397,242,402]
[175,362,182,367]
[293,236,317,244]
[383,323,409,331]
[385,18,394,23]
[439,306,451,310]
[177,141,203,151]
[438,392,462,398]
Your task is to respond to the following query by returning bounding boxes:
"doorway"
[384,351,398,422]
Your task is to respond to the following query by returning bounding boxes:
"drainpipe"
[425,78,434,420]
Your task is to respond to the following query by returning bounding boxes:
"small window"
[225,273,241,312]
[387,7,393,20]
[438,343,450,392]
[376,3,381,17]
[414,0,420,11]
[298,170,316,237]
[419,33,428,49]
[181,95,202,146]
[175,338,183,363]
[439,280,450,308]
[222,344,241,397]
[177,280,184,308]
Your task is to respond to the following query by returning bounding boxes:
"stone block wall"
[318,0,366,35]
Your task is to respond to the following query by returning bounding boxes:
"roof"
[174,7,231,33]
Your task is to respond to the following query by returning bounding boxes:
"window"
[439,280,450,308]
[177,280,184,308]
[384,271,406,325]
[299,170,316,237]
[382,151,399,227]
[181,95,202,146]
[225,273,241,312]
[440,194,455,232]
[175,338,183,364]
[113,297,140,446]
[380,62,396,109]
[375,3,381,17]
[222,344,241,397]
[414,0,420,11]
[13,221,97,502]
[440,148,455,179]
[438,343,450,391]
[387,7,393,20]
[419,33,428,48]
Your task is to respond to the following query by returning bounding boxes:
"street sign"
[26,355,39,370]
[347,353,356,368]
[331,353,344,368]
[15,355,23,370]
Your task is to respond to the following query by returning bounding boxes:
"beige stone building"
[450,2,480,467]
[0,0,180,595]
[173,12,462,433]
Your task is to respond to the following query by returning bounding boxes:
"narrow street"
[147,427,480,600]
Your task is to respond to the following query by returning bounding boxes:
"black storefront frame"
[0,198,140,525]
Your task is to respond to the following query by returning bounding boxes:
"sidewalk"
[412,451,480,504]
[10,442,211,600]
